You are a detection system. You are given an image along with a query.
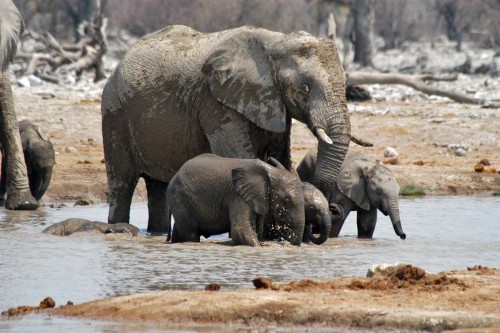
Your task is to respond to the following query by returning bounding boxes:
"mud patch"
[2,297,55,317]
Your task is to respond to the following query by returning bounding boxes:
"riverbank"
[12,79,500,205]
[39,266,499,332]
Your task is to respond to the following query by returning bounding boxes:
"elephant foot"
[5,190,39,210]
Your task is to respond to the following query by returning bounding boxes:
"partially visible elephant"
[0,0,38,210]
[166,153,307,246]
[0,119,55,201]
[297,149,406,240]
[267,157,331,245]
[102,25,351,233]
[42,218,140,236]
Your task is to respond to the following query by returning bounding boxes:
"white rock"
[384,147,399,158]
[65,146,77,153]
[366,263,403,277]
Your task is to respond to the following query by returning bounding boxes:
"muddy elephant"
[102,25,351,233]
[267,157,331,245]
[166,153,309,246]
[297,150,406,239]
[42,218,140,236]
[0,120,55,201]
[0,0,38,210]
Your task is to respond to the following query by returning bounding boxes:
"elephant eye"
[301,83,310,94]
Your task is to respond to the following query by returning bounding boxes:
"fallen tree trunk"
[347,72,500,108]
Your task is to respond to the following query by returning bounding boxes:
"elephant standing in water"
[0,0,38,209]
[1,120,55,201]
[297,150,406,239]
[102,25,351,233]
[167,154,314,246]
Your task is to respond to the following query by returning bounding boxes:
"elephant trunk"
[306,212,332,245]
[29,166,52,200]
[329,203,345,238]
[388,199,406,240]
[311,101,351,197]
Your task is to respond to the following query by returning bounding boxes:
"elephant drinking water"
[102,25,351,233]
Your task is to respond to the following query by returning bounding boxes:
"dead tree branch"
[347,72,500,107]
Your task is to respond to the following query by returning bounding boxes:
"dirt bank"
[40,267,499,332]
[12,79,500,205]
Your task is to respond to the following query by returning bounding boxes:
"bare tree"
[352,0,375,67]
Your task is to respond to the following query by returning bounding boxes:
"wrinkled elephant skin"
[0,0,38,210]
[297,150,406,239]
[102,25,351,233]
[42,218,140,236]
[167,154,305,246]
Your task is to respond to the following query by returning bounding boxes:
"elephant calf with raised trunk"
[297,149,406,240]
[102,25,351,233]
[166,153,320,247]
[1,120,55,202]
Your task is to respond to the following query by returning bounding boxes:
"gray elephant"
[267,157,331,245]
[42,218,140,236]
[297,150,406,240]
[0,120,55,201]
[102,25,351,233]
[0,0,38,210]
[166,153,320,246]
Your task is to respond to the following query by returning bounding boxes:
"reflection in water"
[0,196,499,331]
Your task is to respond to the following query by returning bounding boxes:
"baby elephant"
[167,153,308,247]
[267,157,332,245]
[297,150,406,240]
[43,218,140,236]
[0,120,55,202]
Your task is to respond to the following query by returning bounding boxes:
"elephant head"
[18,120,55,201]
[302,182,332,245]
[232,160,305,246]
[337,156,406,239]
[202,29,351,197]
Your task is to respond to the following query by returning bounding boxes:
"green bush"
[400,184,426,196]
[493,190,500,196]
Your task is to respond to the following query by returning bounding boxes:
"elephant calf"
[167,154,312,247]
[0,120,55,202]
[43,218,140,236]
[297,150,406,240]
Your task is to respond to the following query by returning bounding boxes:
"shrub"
[400,184,426,196]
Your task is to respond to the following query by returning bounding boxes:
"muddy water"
[1,196,499,332]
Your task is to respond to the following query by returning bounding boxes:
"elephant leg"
[143,175,169,234]
[357,207,377,238]
[0,72,38,210]
[228,198,260,246]
[170,201,200,243]
[0,152,6,204]
[107,175,139,224]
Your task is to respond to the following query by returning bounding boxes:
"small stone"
[474,164,485,172]
[65,146,77,153]
[384,147,399,158]
[74,199,94,206]
[478,159,491,166]
[205,283,221,291]
[252,277,272,289]
[383,158,398,165]
[455,148,466,156]
[39,297,55,309]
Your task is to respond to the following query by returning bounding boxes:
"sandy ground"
[5,40,500,331]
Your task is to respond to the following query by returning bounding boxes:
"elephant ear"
[336,158,371,211]
[202,32,286,133]
[232,160,270,215]
[0,1,25,71]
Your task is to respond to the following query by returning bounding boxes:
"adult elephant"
[102,25,351,233]
[0,0,38,210]
[297,149,406,240]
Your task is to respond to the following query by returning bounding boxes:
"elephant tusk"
[315,128,333,145]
